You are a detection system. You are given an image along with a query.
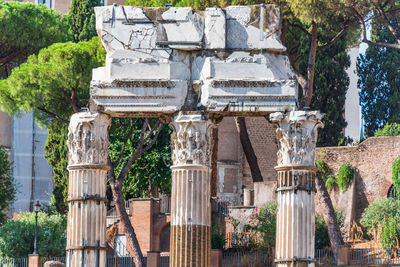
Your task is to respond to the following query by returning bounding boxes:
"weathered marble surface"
[90,5,297,116]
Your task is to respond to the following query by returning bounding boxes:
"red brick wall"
[316,136,400,222]
[242,117,277,185]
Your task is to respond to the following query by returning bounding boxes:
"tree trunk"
[300,21,318,109]
[234,117,263,182]
[110,179,144,267]
[315,172,344,260]
[210,127,218,197]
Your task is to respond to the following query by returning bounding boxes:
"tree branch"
[317,25,348,51]
[37,107,69,124]
[354,7,400,50]
[113,119,135,167]
[375,3,400,45]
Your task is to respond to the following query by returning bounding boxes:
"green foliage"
[108,118,172,199]
[325,175,337,192]
[358,21,400,137]
[0,145,15,224]
[44,122,69,214]
[0,1,72,77]
[375,123,400,137]
[250,201,277,250]
[0,212,66,257]
[315,208,344,249]
[393,156,400,193]
[360,198,400,233]
[315,213,330,249]
[304,29,350,146]
[69,0,101,42]
[0,37,106,127]
[316,159,337,191]
[337,162,354,192]
[211,226,226,250]
[381,216,400,250]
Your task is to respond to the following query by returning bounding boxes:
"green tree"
[0,212,66,257]
[0,1,72,78]
[108,118,172,199]
[375,123,400,137]
[358,21,400,137]
[0,37,105,126]
[0,145,15,224]
[44,122,69,214]
[393,156,400,193]
[69,0,101,42]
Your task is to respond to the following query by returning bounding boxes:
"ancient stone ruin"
[66,4,323,267]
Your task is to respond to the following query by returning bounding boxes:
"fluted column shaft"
[270,111,323,267]
[66,112,111,267]
[169,112,216,267]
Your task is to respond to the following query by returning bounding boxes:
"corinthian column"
[270,111,323,267]
[66,112,111,267]
[169,112,216,267]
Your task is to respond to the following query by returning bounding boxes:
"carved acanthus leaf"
[67,112,111,166]
[170,113,214,166]
[270,111,323,167]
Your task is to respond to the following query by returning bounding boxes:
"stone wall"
[316,136,400,235]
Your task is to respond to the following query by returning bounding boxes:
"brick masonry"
[316,136,400,225]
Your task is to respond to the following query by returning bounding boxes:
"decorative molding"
[270,111,323,167]
[67,112,111,166]
[169,112,215,166]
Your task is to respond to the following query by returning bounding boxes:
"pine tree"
[358,21,400,137]
[69,0,101,42]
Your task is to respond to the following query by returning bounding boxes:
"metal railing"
[160,255,170,267]
[106,256,146,267]
[315,249,336,265]
[222,250,274,266]
[350,248,400,265]
[0,257,28,267]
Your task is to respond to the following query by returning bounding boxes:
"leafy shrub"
[381,216,400,250]
[337,163,354,192]
[0,212,66,257]
[211,226,225,250]
[316,159,337,191]
[360,198,400,239]
[0,145,15,224]
[250,201,277,250]
[375,123,400,137]
[393,156,400,193]
[315,213,330,249]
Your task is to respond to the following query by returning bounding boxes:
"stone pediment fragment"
[91,5,297,116]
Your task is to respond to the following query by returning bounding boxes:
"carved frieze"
[270,111,323,167]
[169,113,215,166]
[67,112,111,166]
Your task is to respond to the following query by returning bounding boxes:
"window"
[387,184,398,200]
[37,0,52,9]
[114,235,127,257]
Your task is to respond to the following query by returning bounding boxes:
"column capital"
[67,112,111,166]
[169,112,216,167]
[270,110,323,167]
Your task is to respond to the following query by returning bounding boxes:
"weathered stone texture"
[91,5,297,116]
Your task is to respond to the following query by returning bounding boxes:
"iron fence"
[41,257,66,266]
[106,256,146,267]
[315,249,336,265]
[222,250,274,267]
[160,255,170,267]
[0,257,28,267]
[350,248,400,265]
